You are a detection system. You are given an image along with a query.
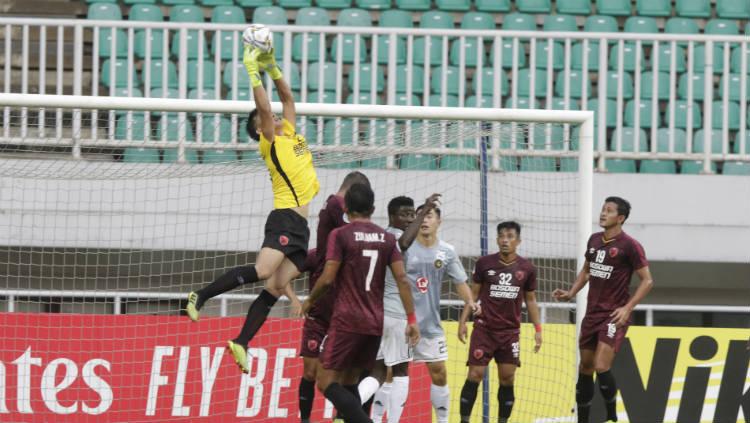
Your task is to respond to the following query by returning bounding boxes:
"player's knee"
[500,374,515,386]
[467,367,485,383]
[302,364,317,381]
[594,364,611,374]
[430,368,448,386]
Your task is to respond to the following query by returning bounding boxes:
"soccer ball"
[242,24,273,53]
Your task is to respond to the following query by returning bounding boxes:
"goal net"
[0,94,593,422]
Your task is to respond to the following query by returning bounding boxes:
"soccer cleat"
[185,291,200,322]
[227,340,249,373]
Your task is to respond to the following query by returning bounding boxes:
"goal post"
[0,93,593,422]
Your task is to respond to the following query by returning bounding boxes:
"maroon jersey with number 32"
[326,221,402,336]
[584,231,648,316]
[472,254,537,331]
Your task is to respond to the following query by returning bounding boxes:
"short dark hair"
[387,196,414,216]
[416,205,441,217]
[345,183,375,216]
[340,171,371,191]
[497,221,521,236]
[605,196,631,222]
[246,109,260,141]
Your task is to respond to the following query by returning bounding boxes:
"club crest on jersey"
[609,247,619,258]
[473,349,484,360]
[434,259,444,269]
[416,277,429,293]
[307,339,319,352]
[279,235,289,246]
[514,270,526,282]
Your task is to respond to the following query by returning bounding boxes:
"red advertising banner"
[0,313,433,422]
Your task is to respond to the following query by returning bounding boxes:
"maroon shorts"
[319,328,381,371]
[579,313,630,353]
[466,325,521,367]
[300,317,329,358]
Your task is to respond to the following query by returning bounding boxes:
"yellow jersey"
[259,119,320,209]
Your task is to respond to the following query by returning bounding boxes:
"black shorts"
[261,208,310,272]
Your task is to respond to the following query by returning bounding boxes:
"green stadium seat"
[211,31,242,61]
[101,59,139,88]
[163,147,200,164]
[642,71,669,100]
[88,3,122,19]
[97,28,127,58]
[134,29,166,59]
[307,90,337,103]
[461,12,495,30]
[615,127,648,151]
[730,47,750,73]
[465,95,492,107]
[307,62,336,91]
[505,97,541,109]
[395,93,421,106]
[678,73,707,100]
[549,97,580,110]
[293,33,326,62]
[472,67,509,96]
[188,88,218,100]
[278,0,312,7]
[129,4,163,21]
[162,0,196,4]
[746,22,750,34]
[150,87,179,99]
[400,154,438,170]
[533,40,564,70]
[676,0,710,18]
[475,0,511,12]
[665,100,702,128]
[693,129,724,153]
[517,0,550,13]
[395,0,431,10]
[200,0,235,5]
[186,59,216,89]
[583,15,618,34]
[610,43,647,71]
[395,64,425,94]
[376,35,406,64]
[596,0,630,16]
[515,68,548,98]
[681,160,716,174]
[640,159,676,174]
[502,13,536,31]
[237,0,273,6]
[170,5,204,22]
[429,94,459,107]
[605,71,634,99]
[711,101,741,130]
[572,41,601,71]
[705,19,740,36]
[124,0,156,4]
[636,0,671,16]
[693,44,727,74]
[346,92,379,104]
[156,116,195,141]
[624,16,658,39]
[286,62,302,91]
[379,9,413,27]
[356,0,391,10]
[733,133,750,153]
[211,6,245,23]
[664,17,700,40]
[554,70,591,99]
[330,35,367,63]
[296,6,330,25]
[223,61,251,89]
[198,116,231,144]
[349,63,385,92]
[253,6,286,24]
[656,127,688,152]
[653,44,687,72]
[146,60,178,90]
[723,162,750,175]
[520,157,556,171]
[440,155,479,171]
[115,114,148,141]
[436,0,471,12]
[171,30,209,59]
[319,0,352,8]
[557,0,591,15]
[586,98,617,127]
[489,39,527,69]
[430,66,460,95]
[112,87,144,99]
[559,158,578,171]
[323,119,356,145]
[625,99,659,128]
[123,148,160,163]
[605,159,637,173]
[543,15,577,32]
[338,8,372,27]
[202,146,239,164]
[450,37,486,67]
[530,125,566,150]
[421,10,454,30]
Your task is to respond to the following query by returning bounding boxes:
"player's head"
[339,171,371,194]
[416,205,441,236]
[600,196,631,228]
[387,196,415,231]
[344,183,375,218]
[246,109,283,141]
[496,221,521,256]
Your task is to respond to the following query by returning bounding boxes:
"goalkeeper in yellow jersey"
[186,45,320,374]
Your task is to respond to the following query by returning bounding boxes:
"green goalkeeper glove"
[258,49,283,81]
[243,46,263,88]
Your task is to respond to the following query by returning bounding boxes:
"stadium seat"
[146,60,178,90]
[693,129,724,153]
[520,157,556,171]
[122,148,160,163]
[356,0,391,9]
[307,90,337,103]
[223,61,251,89]
[428,94,459,107]
[293,33,325,62]
[625,99,659,128]
[557,0,591,15]
[678,73,707,101]
[572,41,601,71]
[605,71,634,99]
[421,10,454,30]
[640,159,677,174]
[134,29,166,59]
[88,3,122,20]
[395,93,421,106]
[319,0,352,8]
[227,86,251,102]
[306,62,336,92]
[346,92,379,104]
[502,13,536,31]
[278,0,312,7]
[583,15,618,34]
[675,0,710,18]
[199,117,237,162]
[712,101,741,130]
[440,155,479,171]
[461,12,495,30]
[680,160,716,174]
[101,59,139,88]
[97,28,127,58]
[733,133,750,154]
[636,0,671,16]
[296,7,330,25]
[475,0,511,12]
[186,59,216,89]
[505,97,541,109]
[129,4,163,21]
[211,5,245,23]
[705,19,740,36]
[624,17,659,41]
[656,127,688,152]
[465,95,492,107]
[124,0,156,4]
[323,119,356,145]
[653,44,687,72]
[605,159,637,173]
[156,116,195,142]
[665,100,702,128]
[338,8,372,27]
[395,0,431,11]
[400,154,438,170]
[530,125,566,150]
[723,161,750,175]
[430,66,460,95]
[472,68,509,96]
[489,39,527,69]
[543,15,578,32]
[559,158,578,171]
[115,114,148,141]
[330,35,367,63]
[253,6,286,24]
[162,0,195,4]
[586,98,617,127]
[211,31,243,61]
[410,36,444,66]
[349,64,385,92]
[151,87,179,99]
[533,40,564,70]
[376,36,406,64]
[163,147,200,164]
[554,70,591,99]
[516,68,548,98]
[596,0,631,16]
[610,43,647,71]
[548,97,580,110]
[171,30,209,59]
[449,37,486,67]
[379,9,413,27]
[188,88,218,100]
[113,87,144,99]
[664,17,700,40]
[641,71,670,100]
[693,44,727,74]
[615,127,648,152]
[237,0,273,6]
[395,65,425,94]
[720,74,749,101]
[170,5,203,22]
[436,0,471,12]
[730,47,750,74]
[516,0,550,13]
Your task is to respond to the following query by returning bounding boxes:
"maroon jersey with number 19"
[584,231,648,316]
[326,221,402,336]
[307,194,346,322]
[472,254,537,331]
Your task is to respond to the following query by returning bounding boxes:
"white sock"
[387,376,409,423]
[358,376,381,405]
[371,382,392,423]
[431,383,450,423]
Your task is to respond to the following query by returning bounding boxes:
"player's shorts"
[466,325,521,367]
[320,328,381,371]
[261,208,310,272]
[376,315,413,366]
[413,335,449,363]
[300,316,328,358]
[579,313,630,353]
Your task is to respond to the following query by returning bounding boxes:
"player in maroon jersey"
[457,221,542,423]
[553,197,653,423]
[297,171,370,423]
[302,183,420,423]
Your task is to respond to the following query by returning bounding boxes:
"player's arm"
[525,291,542,352]
[258,50,295,124]
[398,193,441,252]
[284,283,302,318]
[301,260,341,314]
[552,260,590,301]
[458,282,481,344]
[244,46,275,142]
[455,280,480,315]
[390,259,420,346]
[610,265,654,327]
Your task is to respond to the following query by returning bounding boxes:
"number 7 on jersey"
[363,249,379,291]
